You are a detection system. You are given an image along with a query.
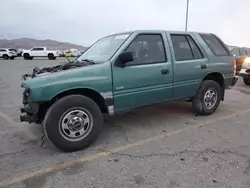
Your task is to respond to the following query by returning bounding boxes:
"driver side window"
[125,34,167,65]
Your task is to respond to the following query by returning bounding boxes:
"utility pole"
[185,0,189,31]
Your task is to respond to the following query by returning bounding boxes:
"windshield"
[76,33,130,62]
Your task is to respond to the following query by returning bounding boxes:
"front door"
[112,33,174,112]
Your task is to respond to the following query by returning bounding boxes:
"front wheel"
[192,80,221,116]
[243,77,250,85]
[48,53,55,60]
[43,95,103,152]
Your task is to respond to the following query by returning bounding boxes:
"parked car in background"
[230,47,250,75]
[0,48,17,60]
[8,48,23,57]
[22,47,59,60]
[239,57,250,85]
[20,30,237,152]
[17,49,23,56]
[57,50,64,57]
[64,50,73,57]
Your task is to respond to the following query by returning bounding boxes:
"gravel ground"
[0,57,249,188]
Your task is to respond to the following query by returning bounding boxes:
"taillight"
[234,59,236,75]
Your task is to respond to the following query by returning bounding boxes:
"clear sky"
[0,0,249,47]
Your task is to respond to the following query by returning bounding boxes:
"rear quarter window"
[199,34,230,56]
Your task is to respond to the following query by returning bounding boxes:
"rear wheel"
[192,80,221,116]
[43,95,103,152]
[3,54,9,60]
[243,77,250,85]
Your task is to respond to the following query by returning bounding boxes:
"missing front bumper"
[19,103,39,123]
[20,112,37,123]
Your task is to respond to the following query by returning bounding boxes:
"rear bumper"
[225,75,238,88]
[231,76,238,87]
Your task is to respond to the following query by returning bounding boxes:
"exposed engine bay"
[22,60,95,80]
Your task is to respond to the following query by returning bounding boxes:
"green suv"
[20,30,238,152]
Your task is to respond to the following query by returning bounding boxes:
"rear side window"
[170,34,204,61]
[0,49,7,52]
[32,48,44,51]
[186,36,204,59]
[199,34,229,56]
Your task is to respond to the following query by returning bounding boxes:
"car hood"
[21,61,108,89]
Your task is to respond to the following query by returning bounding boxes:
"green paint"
[21,30,235,114]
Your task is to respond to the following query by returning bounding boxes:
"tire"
[29,57,33,60]
[43,95,103,152]
[3,54,9,60]
[48,53,55,60]
[23,53,30,60]
[192,80,221,116]
[10,57,15,60]
[243,77,250,85]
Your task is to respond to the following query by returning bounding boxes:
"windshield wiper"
[81,59,96,64]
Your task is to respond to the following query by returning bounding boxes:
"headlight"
[244,57,250,63]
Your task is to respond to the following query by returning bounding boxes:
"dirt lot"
[0,58,250,188]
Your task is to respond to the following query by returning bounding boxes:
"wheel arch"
[50,88,110,114]
[201,72,225,101]
[48,53,54,56]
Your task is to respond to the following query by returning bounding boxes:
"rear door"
[167,33,209,99]
[40,48,47,56]
[112,32,174,112]
[199,33,234,85]
[30,48,39,56]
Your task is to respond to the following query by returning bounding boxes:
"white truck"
[22,47,59,60]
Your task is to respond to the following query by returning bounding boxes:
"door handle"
[200,64,207,69]
[161,69,169,75]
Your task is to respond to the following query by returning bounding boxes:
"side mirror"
[115,51,134,67]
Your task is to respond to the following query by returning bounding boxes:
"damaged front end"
[20,60,96,123]
[20,88,40,123]
[22,60,94,80]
